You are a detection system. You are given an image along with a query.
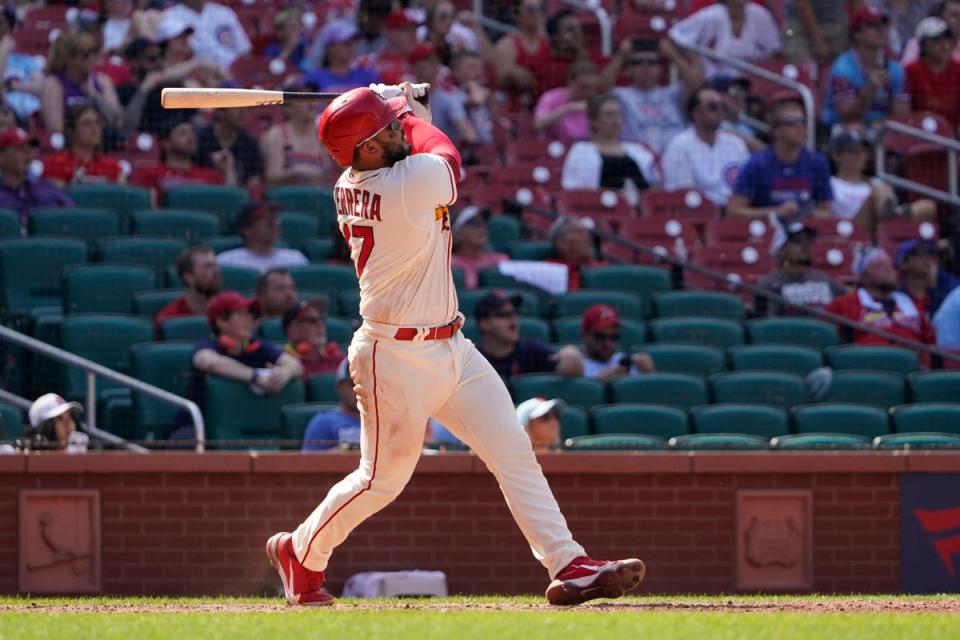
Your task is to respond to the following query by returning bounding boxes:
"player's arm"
[400,84,463,178]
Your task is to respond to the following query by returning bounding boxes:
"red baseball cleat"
[545,556,646,606]
[265,532,335,606]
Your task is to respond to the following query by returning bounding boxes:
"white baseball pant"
[290,320,586,579]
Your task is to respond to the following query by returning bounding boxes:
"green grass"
[2,596,959,640]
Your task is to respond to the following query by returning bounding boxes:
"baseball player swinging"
[265,82,645,606]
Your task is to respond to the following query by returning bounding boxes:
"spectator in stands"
[493,0,549,107]
[475,291,583,378]
[896,239,959,315]
[169,291,303,442]
[755,222,845,315]
[450,206,508,289]
[282,299,345,379]
[131,119,237,202]
[303,21,381,93]
[16,394,88,453]
[41,31,124,135]
[713,75,764,153]
[410,44,478,146]
[728,99,832,220]
[260,83,337,187]
[252,268,299,322]
[905,17,960,129]
[264,7,309,70]
[546,215,604,291]
[302,359,360,451]
[783,0,851,65]
[305,0,390,69]
[871,0,939,57]
[196,107,263,189]
[607,37,703,156]
[0,6,44,123]
[578,304,655,381]
[933,285,960,348]
[355,9,419,86]
[449,52,495,146]
[901,0,960,64]
[515,397,562,453]
[823,7,911,127]
[0,128,72,232]
[155,245,221,328]
[667,0,781,79]
[828,125,936,232]
[156,0,251,69]
[826,246,936,347]
[661,85,750,207]
[42,105,124,187]
[561,94,660,196]
[103,0,136,54]
[217,202,308,274]
[533,59,601,145]
[419,0,483,66]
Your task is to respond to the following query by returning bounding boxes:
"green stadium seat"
[746,317,839,349]
[98,237,186,282]
[0,238,87,316]
[134,289,184,319]
[608,374,708,409]
[205,377,305,449]
[510,374,607,409]
[130,341,195,440]
[488,215,521,253]
[552,316,646,346]
[553,291,644,320]
[288,264,358,293]
[451,268,466,291]
[770,433,872,450]
[266,186,337,233]
[260,317,285,343]
[592,403,688,438]
[565,434,668,451]
[164,185,249,232]
[0,208,21,238]
[582,266,671,317]
[204,236,244,255]
[650,317,745,350]
[642,344,725,376]
[133,209,220,244]
[669,433,769,450]
[219,265,259,293]
[728,345,823,375]
[477,268,526,289]
[654,291,745,321]
[825,345,919,374]
[0,402,23,440]
[890,403,960,434]
[560,406,590,440]
[325,317,356,347]
[508,240,554,261]
[29,207,120,246]
[907,371,960,403]
[792,403,890,438]
[159,316,210,341]
[691,403,789,438]
[304,237,335,262]
[66,183,151,232]
[307,372,339,402]
[63,265,155,314]
[821,371,905,408]
[339,290,360,319]
[874,432,960,450]
[459,288,541,318]
[709,371,807,408]
[517,317,551,342]
[279,212,320,251]
[60,314,153,399]
[280,402,336,449]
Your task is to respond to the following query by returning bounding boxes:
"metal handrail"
[875,119,960,207]
[674,42,817,150]
[0,325,206,452]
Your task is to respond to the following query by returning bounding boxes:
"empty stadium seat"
[279,212,320,251]
[0,238,87,316]
[219,265,259,293]
[307,372,339,403]
[565,434,668,451]
[608,373,708,409]
[164,185,250,232]
[770,433,871,450]
[517,317,551,342]
[806,218,870,244]
[60,314,153,399]
[133,290,185,318]
[0,209,19,238]
[908,371,960,402]
[669,433,769,450]
[280,402,336,449]
[617,216,700,265]
[488,215,521,253]
[507,240,554,261]
[66,183,151,232]
[792,403,889,438]
[890,403,960,434]
[746,317,839,349]
[265,186,337,232]
[459,288,541,318]
[63,265,155,314]
[29,207,120,246]
[130,341,195,440]
[874,432,960,450]
[205,377,305,449]
[649,317,744,349]
[821,371,906,409]
[0,403,23,440]
[159,316,210,341]
[553,291,644,320]
[640,188,719,223]
[338,290,361,319]
[554,189,632,229]
[98,237,186,282]
[686,244,774,290]
[704,218,774,246]
[303,237,335,262]
[691,404,790,438]
[876,218,939,253]
[510,374,607,409]
[204,236,244,255]
[287,264,357,294]
[825,345,919,374]
[552,316,646,346]
[560,406,590,440]
[581,265,671,317]
[728,345,823,375]
[654,291,745,320]
[642,344,725,376]
[592,403,689,439]
[133,209,220,244]
[710,371,807,408]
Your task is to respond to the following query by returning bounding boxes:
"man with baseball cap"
[515,397,563,453]
[901,0,960,65]
[0,128,72,231]
[354,9,419,85]
[896,238,959,315]
[905,17,960,129]
[217,203,308,274]
[282,298,345,378]
[578,304,654,380]
[756,221,844,315]
[155,0,251,69]
[304,20,382,93]
[301,359,360,452]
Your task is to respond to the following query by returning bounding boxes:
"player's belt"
[393,317,463,341]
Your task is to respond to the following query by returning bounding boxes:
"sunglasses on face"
[490,309,517,319]
[590,332,620,342]
[775,117,805,127]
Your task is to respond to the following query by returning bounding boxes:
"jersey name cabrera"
[333,152,458,327]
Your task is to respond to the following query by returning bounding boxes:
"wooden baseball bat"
[161,87,430,109]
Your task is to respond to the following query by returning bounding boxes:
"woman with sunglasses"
[42,104,125,187]
[41,31,123,134]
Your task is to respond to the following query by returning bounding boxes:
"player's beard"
[382,141,411,165]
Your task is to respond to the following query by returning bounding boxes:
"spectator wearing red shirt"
[355,9,419,85]
[826,246,936,349]
[546,216,604,291]
[43,105,124,188]
[905,17,960,128]
[494,0,549,107]
[281,299,345,379]
[132,119,237,203]
[155,245,222,329]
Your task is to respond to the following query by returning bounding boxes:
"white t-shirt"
[661,128,749,206]
[158,2,252,68]
[830,176,872,220]
[582,353,642,379]
[216,247,309,274]
[668,4,781,78]
[333,151,458,327]
[613,84,686,155]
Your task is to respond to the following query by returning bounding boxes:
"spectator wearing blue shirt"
[728,99,833,220]
[302,359,361,451]
[933,285,960,349]
[303,21,381,93]
[823,7,911,126]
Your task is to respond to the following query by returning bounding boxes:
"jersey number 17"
[341,223,375,278]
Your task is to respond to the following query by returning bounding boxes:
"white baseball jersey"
[661,127,749,206]
[333,152,459,327]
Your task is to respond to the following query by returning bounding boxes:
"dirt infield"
[4,598,960,615]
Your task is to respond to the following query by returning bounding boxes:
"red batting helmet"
[317,87,407,167]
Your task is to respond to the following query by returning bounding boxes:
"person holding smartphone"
[577,304,654,381]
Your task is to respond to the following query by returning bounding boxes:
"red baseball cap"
[206,291,253,328]
[409,42,438,65]
[849,7,887,33]
[0,127,33,150]
[384,9,416,30]
[582,304,621,333]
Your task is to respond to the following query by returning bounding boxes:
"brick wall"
[2,451,955,596]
